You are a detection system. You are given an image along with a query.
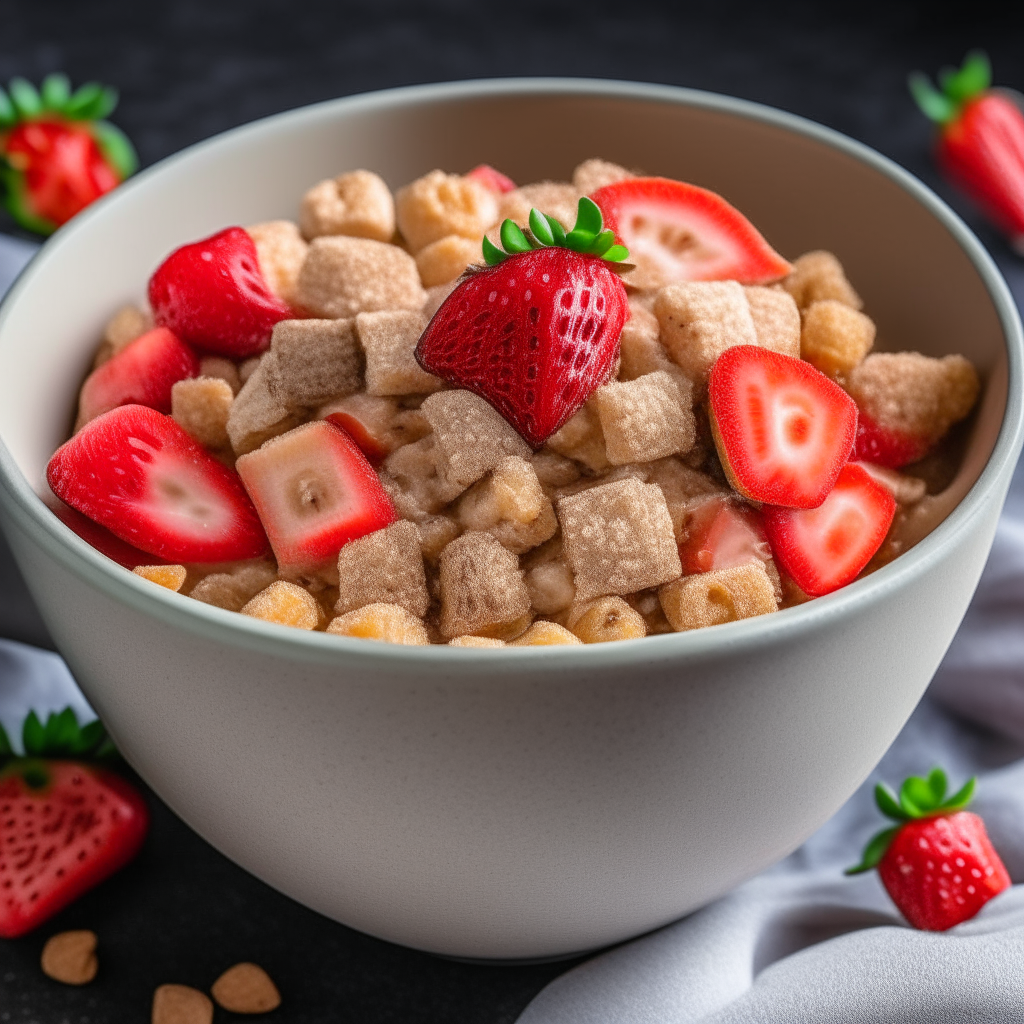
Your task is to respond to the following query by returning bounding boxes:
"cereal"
[356,310,442,396]
[545,400,609,473]
[572,158,634,194]
[422,279,459,318]
[381,436,462,519]
[595,370,695,465]
[238,356,261,385]
[524,556,576,614]
[643,457,725,538]
[438,531,533,640]
[509,620,582,645]
[415,234,482,287]
[448,635,505,647]
[327,602,430,644]
[267,318,363,408]
[530,450,581,489]
[151,984,214,1024]
[744,286,801,358]
[335,519,429,617]
[319,392,429,457]
[782,250,862,310]
[568,596,647,643]
[417,514,462,563]
[40,930,98,985]
[198,356,241,394]
[498,181,581,231]
[93,304,152,367]
[133,564,187,592]
[187,562,278,611]
[300,169,395,242]
[211,962,282,1014]
[800,299,876,376]
[295,236,426,319]
[395,170,498,252]
[659,561,778,631]
[226,355,305,456]
[246,220,308,305]
[241,580,322,629]
[655,281,758,386]
[617,302,689,388]
[422,390,532,491]
[171,376,234,449]
[557,478,681,601]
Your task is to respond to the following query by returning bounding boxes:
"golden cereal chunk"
[188,562,278,612]
[572,158,634,194]
[557,477,681,601]
[151,984,214,1024]
[132,564,187,592]
[93,304,152,368]
[509,620,583,646]
[546,400,609,473]
[417,514,461,563]
[396,170,498,253]
[246,219,308,305]
[198,356,241,394]
[241,580,322,630]
[782,250,862,310]
[497,181,582,231]
[524,557,576,614]
[211,962,281,1014]
[335,520,429,617]
[595,371,695,465]
[172,376,234,449]
[438,531,532,640]
[300,169,395,242]
[744,286,801,358]
[295,236,426,319]
[655,281,758,386]
[267,318,363,407]
[845,352,980,445]
[568,596,647,643]
[327,602,430,644]
[356,309,441,396]
[380,436,463,520]
[226,355,305,456]
[415,234,482,287]
[41,930,98,986]
[659,562,778,632]
[801,299,876,376]
[448,635,506,647]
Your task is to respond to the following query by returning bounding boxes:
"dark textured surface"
[1,1,1024,1020]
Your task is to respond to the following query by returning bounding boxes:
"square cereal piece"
[571,159,634,195]
[299,170,395,243]
[133,564,187,591]
[659,562,777,631]
[335,520,429,617]
[380,436,463,520]
[417,514,461,564]
[295,236,426,319]
[557,477,681,601]
[188,562,278,611]
[422,390,531,490]
[267,318,362,408]
[395,170,498,253]
[318,392,429,459]
[246,220,308,305]
[93,304,153,368]
[530,450,581,490]
[356,310,442,396]
[617,303,688,389]
[594,371,695,465]
[172,376,234,449]
[743,286,800,358]
[415,235,482,288]
[545,400,609,473]
[327,603,429,645]
[782,250,862,310]
[655,281,758,386]
[800,299,876,376]
[643,457,725,538]
[448,635,505,647]
[438,531,533,640]
[226,355,305,456]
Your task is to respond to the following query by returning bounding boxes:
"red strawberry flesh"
[46,404,269,563]
[45,496,168,570]
[853,411,931,469]
[466,164,517,194]
[678,495,771,575]
[324,412,390,467]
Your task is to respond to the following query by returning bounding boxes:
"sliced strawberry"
[709,346,858,508]
[45,496,167,569]
[148,227,293,359]
[762,463,896,596]
[466,164,517,194]
[235,420,397,581]
[46,405,269,563]
[678,495,771,575]
[324,412,389,467]
[590,177,793,285]
[852,412,930,469]
[77,326,199,426]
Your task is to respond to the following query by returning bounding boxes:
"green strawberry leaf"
[90,120,138,180]
[573,196,604,236]
[500,219,532,254]
[65,82,105,120]
[545,214,566,247]
[529,207,555,246]
[941,775,976,812]
[927,767,948,804]
[484,201,628,264]
[0,164,58,234]
[941,50,991,103]
[41,72,71,112]
[0,721,12,758]
[22,710,46,756]
[603,244,629,262]
[0,88,16,127]
[587,229,616,256]
[45,707,79,752]
[8,78,43,119]
[76,719,106,754]
[845,826,900,875]
[900,774,938,816]
[874,783,910,822]
[908,72,957,125]
[482,235,507,266]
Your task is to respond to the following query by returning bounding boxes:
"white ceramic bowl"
[0,80,1021,960]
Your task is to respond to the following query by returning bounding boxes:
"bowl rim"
[0,75,1021,673]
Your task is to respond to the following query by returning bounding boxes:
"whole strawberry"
[415,199,630,447]
[846,768,1010,931]
[0,708,149,938]
[910,51,1024,255]
[0,74,137,234]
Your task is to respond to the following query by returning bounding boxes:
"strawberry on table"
[847,768,1010,931]
[0,708,148,939]
[416,197,630,447]
[0,74,136,234]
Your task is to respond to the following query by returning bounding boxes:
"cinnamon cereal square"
[356,310,442,396]
[594,371,695,465]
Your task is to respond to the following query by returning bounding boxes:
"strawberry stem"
[0,707,116,763]
[909,50,993,126]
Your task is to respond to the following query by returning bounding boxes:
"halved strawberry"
[466,164,517,194]
[708,346,858,508]
[762,463,896,596]
[76,326,199,426]
[590,177,793,285]
[852,412,930,469]
[678,494,771,575]
[148,227,293,359]
[46,405,269,563]
[235,420,397,581]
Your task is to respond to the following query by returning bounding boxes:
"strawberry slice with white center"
[466,164,517,193]
[763,463,896,596]
[77,326,199,426]
[590,177,793,285]
[709,345,858,508]
[46,405,269,563]
[678,495,771,575]
[235,420,397,582]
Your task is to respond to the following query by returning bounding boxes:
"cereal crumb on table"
[211,962,282,1014]
[151,983,214,1024]
[40,930,98,986]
